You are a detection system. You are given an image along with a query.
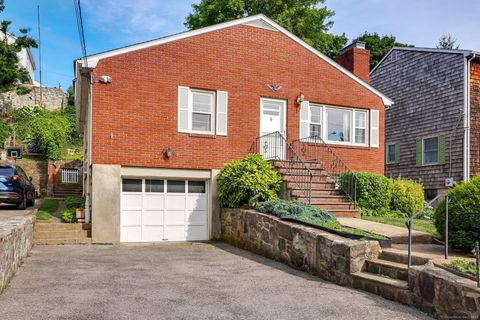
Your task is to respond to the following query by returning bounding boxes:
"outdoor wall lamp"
[296,92,305,105]
[165,146,173,159]
[99,75,112,84]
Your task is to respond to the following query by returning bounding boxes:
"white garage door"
[121,179,208,242]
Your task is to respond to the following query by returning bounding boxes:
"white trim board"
[76,14,393,106]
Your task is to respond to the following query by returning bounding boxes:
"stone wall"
[9,158,48,196]
[0,216,35,294]
[221,208,380,286]
[410,264,480,319]
[1,86,67,111]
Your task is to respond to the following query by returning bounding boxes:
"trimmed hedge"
[434,175,480,249]
[257,199,336,225]
[390,178,424,216]
[218,154,282,208]
[64,196,85,209]
[341,172,392,214]
[61,209,76,223]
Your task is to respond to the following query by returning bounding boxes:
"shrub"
[64,196,85,209]
[390,178,424,217]
[218,154,282,208]
[434,175,480,249]
[257,199,336,225]
[341,172,392,214]
[0,119,12,145]
[61,209,76,223]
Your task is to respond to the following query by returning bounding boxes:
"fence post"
[407,220,412,270]
[476,241,479,288]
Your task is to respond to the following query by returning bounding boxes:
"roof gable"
[78,14,392,106]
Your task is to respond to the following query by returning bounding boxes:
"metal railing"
[406,194,448,271]
[253,132,313,203]
[291,135,357,208]
[61,168,80,184]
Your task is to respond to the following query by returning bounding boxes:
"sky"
[2,0,480,90]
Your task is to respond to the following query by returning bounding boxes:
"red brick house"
[75,15,392,244]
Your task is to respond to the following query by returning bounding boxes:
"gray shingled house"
[371,47,480,198]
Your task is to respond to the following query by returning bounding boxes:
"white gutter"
[464,53,476,181]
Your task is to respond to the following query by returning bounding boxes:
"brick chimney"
[335,40,370,83]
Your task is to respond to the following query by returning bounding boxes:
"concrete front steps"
[352,249,430,304]
[34,221,92,245]
[53,184,83,198]
[273,160,360,218]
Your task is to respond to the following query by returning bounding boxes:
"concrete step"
[352,271,411,304]
[380,249,430,266]
[34,229,91,240]
[34,238,92,245]
[35,222,91,231]
[365,259,409,281]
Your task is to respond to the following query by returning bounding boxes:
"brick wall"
[91,24,385,174]
[471,60,480,178]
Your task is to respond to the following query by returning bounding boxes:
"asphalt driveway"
[0,243,430,320]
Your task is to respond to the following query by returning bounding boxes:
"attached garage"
[120,178,208,242]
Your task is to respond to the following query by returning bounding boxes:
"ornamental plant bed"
[256,200,391,247]
[434,260,478,282]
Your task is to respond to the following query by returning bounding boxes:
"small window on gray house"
[423,137,438,165]
[386,144,396,164]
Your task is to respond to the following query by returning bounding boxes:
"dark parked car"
[0,165,36,209]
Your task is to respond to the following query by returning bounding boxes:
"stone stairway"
[53,184,83,198]
[351,249,430,304]
[34,221,92,245]
[273,160,360,218]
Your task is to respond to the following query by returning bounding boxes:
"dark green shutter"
[395,143,400,164]
[416,138,422,167]
[438,134,446,165]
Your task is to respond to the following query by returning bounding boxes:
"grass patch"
[362,216,439,237]
[35,199,59,221]
[449,259,477,276]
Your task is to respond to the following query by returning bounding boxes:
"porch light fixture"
[165,146,173,159]
[296,92,305,105]
[99,75,112,84]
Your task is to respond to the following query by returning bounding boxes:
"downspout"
[465,54,476,181]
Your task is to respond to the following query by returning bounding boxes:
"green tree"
[355,32,413,70]
[185,0,347,58]
[0,1,38,92]
[66,85,75,106]
[437,33,459,49]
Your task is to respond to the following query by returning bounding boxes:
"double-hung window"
[191,90,214,133]
[309,104,322,138]
[386,143,396,164]
[178,86,228,135]
[423,137,438,165]
[354,110,367,144]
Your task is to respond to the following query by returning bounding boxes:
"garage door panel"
[186,226,208,241]
[166,195,186,210]
[186,210,207,225]
[186,195,206,210]
[142,211,163,226]
[121,194,142,210]
[142,226,164,241]
[165,210,185,225]
[165,225,185,241]
[121,226,141,242]
[121,210,142,226]
[143,194,164,210]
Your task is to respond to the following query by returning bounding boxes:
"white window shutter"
[370,110,379,148]
[216,91,228,136]
[178,86,189,132]
[300,101,310,139]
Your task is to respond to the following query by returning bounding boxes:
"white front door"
[260,98,287,159]
[120,179,208,242]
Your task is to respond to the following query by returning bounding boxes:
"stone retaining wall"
[0,216,35,293]
[221,208,380,286]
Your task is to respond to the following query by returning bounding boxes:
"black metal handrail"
[405,194,448,274]
[291,135,358,208]
[253,132,312,204]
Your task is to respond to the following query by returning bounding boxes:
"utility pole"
[37,5,43,106]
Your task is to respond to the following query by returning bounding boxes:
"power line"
[73,0,87,67]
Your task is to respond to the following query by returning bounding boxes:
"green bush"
[218,154,282,208]
[341,172,392,214]
[64,196,85,209]
[256,199,336,225]
[0,119,12,145]
[61,209,76,223]
[390,178,424,217]
[434,174,480,249]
